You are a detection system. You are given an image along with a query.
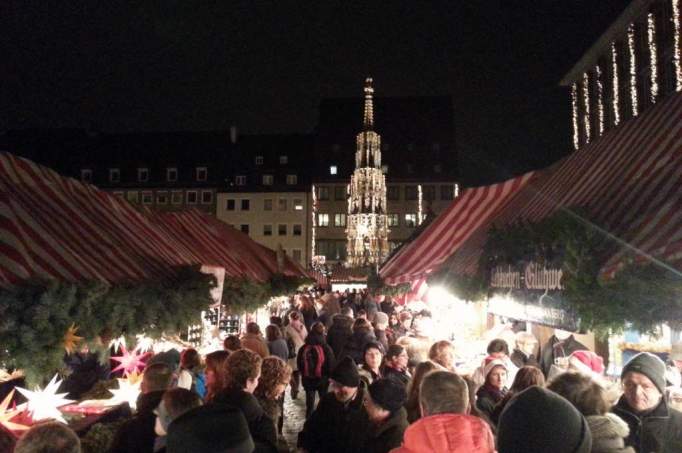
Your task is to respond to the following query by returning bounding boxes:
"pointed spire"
[363,77,374,130]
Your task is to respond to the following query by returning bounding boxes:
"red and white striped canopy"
[442,90,682,278]
[0,153,305,287]
[380,172,535,285]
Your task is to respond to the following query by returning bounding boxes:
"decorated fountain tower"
[346,77,389,267]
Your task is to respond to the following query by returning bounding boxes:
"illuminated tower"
[346,77,389,267]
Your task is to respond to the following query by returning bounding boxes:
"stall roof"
[0,153,305,287]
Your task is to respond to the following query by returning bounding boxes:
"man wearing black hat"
[298,356,370,453]
[612,352,682,453]
[364,379,408,453]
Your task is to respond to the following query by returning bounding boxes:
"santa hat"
[483,357,508,378]
[569,350,604,375]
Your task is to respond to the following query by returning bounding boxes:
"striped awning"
[379,172,535,285]
[441,90,682,278]
[0,153,306,287]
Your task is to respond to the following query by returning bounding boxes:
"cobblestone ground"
[281,389,308,451]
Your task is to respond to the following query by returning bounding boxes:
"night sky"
[2,1,629,186]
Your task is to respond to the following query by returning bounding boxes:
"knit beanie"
[621,352,666,394]
[569,350,605,375]
[331,356,360,387]
[498,386,592,453]
[368,378,407,413]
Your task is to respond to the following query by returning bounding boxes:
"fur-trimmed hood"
[586,413,635,453]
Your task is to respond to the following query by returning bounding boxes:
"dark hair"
[180,348,201,371]
[224,349,263,391]
[352,317,371,333]
[269,316,283,327]
[547,371,608,416]
[405,361,439,421]
[357,309,367,317]
[289,311,301,321]
[163,388,202,420]
[143,362,173,392]
[487,338,510,355]
[223,335,241,351]
[386,344,405,360]
[205,350,230,401]
[510,366,545,393]
[246,322,261,335]
[15,422,80,453]
[265,324,282,342]
[310,322,326,337]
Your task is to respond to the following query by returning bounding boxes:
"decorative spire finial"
[363,77,374,130]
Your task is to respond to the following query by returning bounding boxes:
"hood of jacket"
[135,390,165,416]
[392,413,495,453]
[586,414,634,453]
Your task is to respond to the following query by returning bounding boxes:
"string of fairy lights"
[571,83,579,150]
[596,65,605,135]
[627,23,639,118]
[611,42,621,126]
[582,72,591,143]
[674,0,682,91]
[648,13,658,103]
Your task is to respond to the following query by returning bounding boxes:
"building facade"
[561,0,681,150]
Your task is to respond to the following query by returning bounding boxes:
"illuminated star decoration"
[111,345,150,377]
[109,336,126,354]
[15,375,74,424]
[0,389,30,431]
[63,323,84,355]
[134,334,154,354]
[107,371,142,410]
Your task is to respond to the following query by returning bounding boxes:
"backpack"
[301,345,325,379]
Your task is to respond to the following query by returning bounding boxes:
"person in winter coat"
[241,322,270,359]
[341,318,377,364]
[358,342,384,387]
[265,324,289,362]
[510,331,540,369]
[382,344,411,388]
[254,357,292,440]
[108,363,174,453]
[390,370,495,453]
[428,340,456,372]
[300,295,319,331]
[285,311,307,399]
[298,357,370,453]
[364,378,408,453]
[475,357,508,422]
[327,307,355,358]
[404,361,439,424]
[373,312,390,352]
[611,353,682,453]
[153,388,202,452]
[297,322,335,418]
[491,365,545,426]
[176,348,206,400]
[539,332,588,377]
[548,371,633,453]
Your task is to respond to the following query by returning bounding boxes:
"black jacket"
[341,329,376,364]
[510,348,540,369]
[327,315,354,358]
[297,332,335,391]
[364,407,408,453]
[382,366,410,388]
[374,329,389,353]
[539,334,588,377]
[298,384,370,453]
[612,396,682,453]
[475,385,507,422]
[212,389,277,452]
[108,391,165,453]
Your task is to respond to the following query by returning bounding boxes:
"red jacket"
[390,413,496,453]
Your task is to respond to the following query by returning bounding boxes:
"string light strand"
[648,13,658,103]
[571,83,579,150]
[628,23,639,117]
[582,72,591,143]
[611,42,621,126]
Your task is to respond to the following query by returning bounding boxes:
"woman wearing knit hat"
[475,357,508,421]
[364,379,409,453]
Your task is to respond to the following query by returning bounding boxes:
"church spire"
[363,77,374,130]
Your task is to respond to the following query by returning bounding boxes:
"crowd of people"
[9,288,682,453]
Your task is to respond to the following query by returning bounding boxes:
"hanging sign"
[491,262,563,291]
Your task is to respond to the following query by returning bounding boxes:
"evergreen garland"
[221,274,315,315]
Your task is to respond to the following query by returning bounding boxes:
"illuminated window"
[262,175,274,185]
[294,199,303,211]
[81,169,92,182]
[110,168,121,183]
[330,165,338,175]
[318,213,330,227]
[405,213,417,227]
[286,174,298,185]
[334,213,346,227]
[235,175,246,186]
[387,214,399,227]
[166,167,178,182]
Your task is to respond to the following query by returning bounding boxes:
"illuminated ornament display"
[111,345,150,377]
[311,184,317,258]
[611,42,621,126]
[15,375,75,424]
[571,83,579,150]
[135,334,154,353]
[346,77,389,267]
[648,13,658,103]
[674,0,681,91]
[107,371,142,410]
[596,65,604,135]
[62,323,83,355]
[0,390,30,431]
[582,72,591,143]
[628,23,638,117]
[417,185,424,224]
[109,336,126,353]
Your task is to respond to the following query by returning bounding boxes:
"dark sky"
[2,1,629,186]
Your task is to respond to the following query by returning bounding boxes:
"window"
[433,164,442,173]
[318,213,329,227]
[110,168,121,183]
[405,213,417,227]
[318,186,329,200]
[171,191,183,204]
[157,191,168,204]
[235,175,246,186]
[142,191,153,205]
[381,165,389,174]
[286,174,297,185]
[279,155,288,164]
[262,175,274,185]
[329,165,337,175]
[263,224,273,236]
[334,186,346,201]
[440,185,455,200]
[240,224,250,235]
[241,199,250,211]
[264,199,273,211]
[187,191,198,204]
[113,191,124,198]
[387,214,399,227]
[292,249,302,263]
[226,199,236,211]
[278,198,288,211]
[405,186,418,200]
[81,169,92,182]
[255,156,264,165]
[423,185,436,201]
[127,191,139,203]
[334,213,346,227]
[196,167,208,181]
[278,224,287,236]
[293,224,302,236]
[137,168,149,182]
[387,186,400,200]
[166,167,178,182]
[201,191,213,204]
[294,199,303,211]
